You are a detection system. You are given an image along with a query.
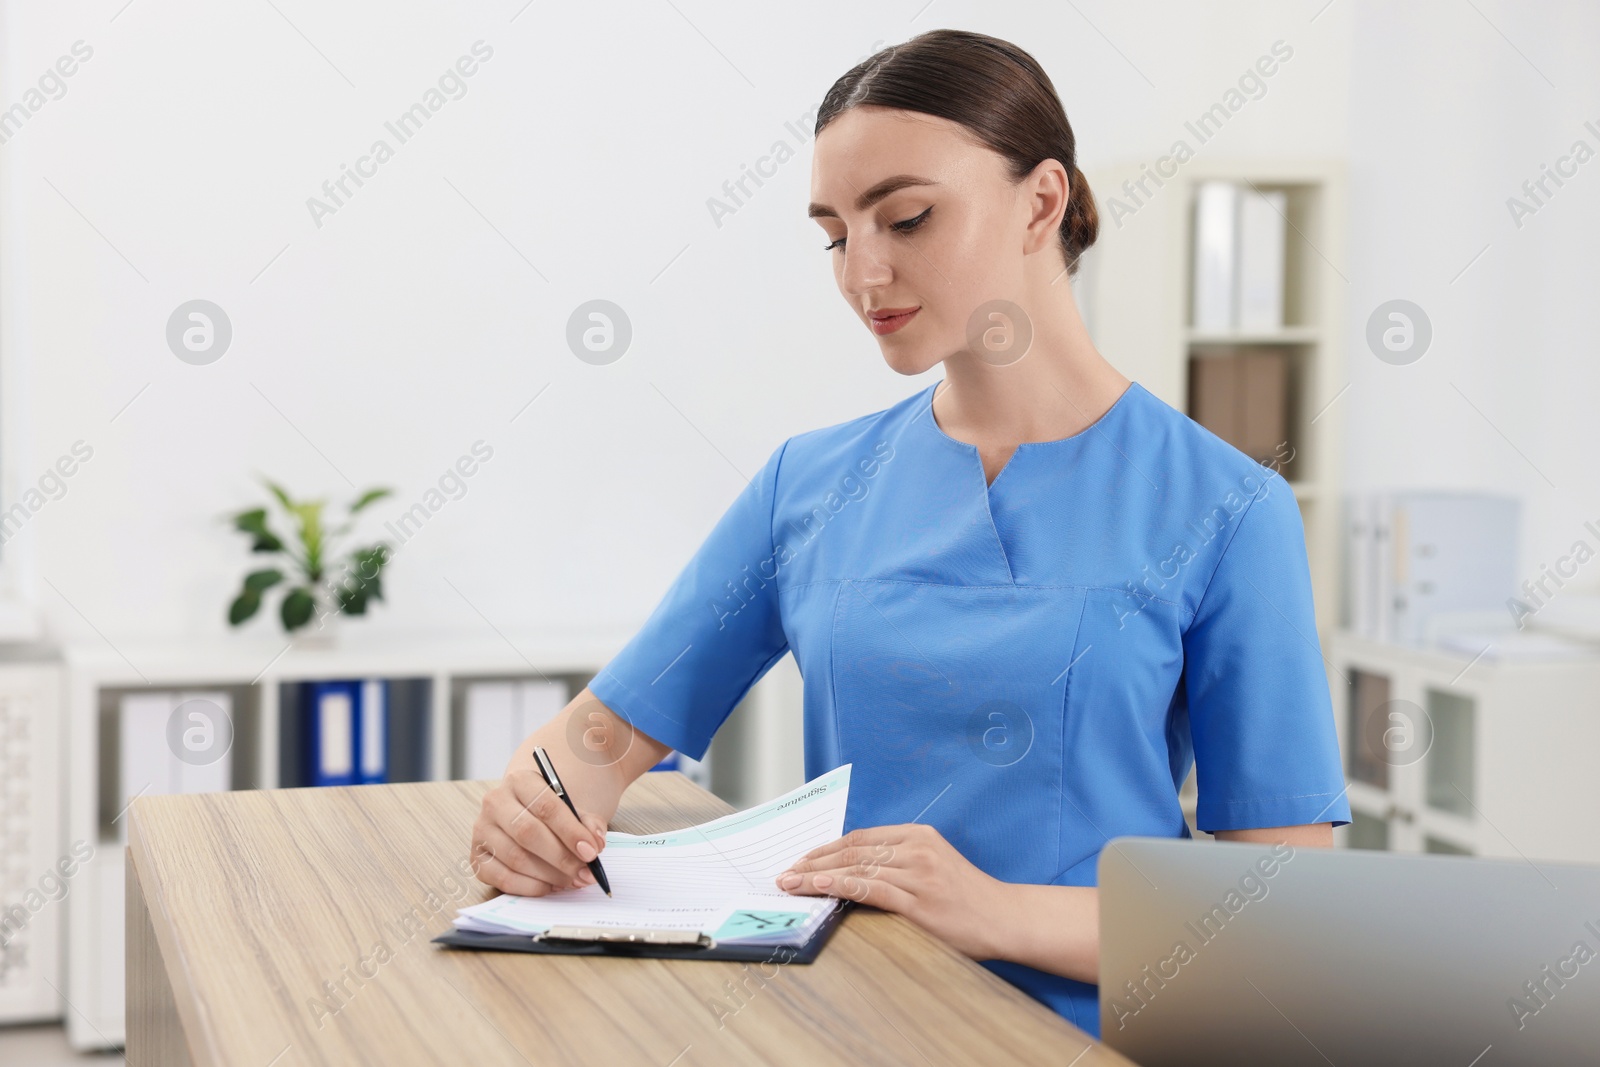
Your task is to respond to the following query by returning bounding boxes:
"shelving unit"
[1080,158,1347,635]
[1328,630,1600,863]
[57,628,805,1049]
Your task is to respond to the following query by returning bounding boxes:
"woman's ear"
[1021,157,1070,257]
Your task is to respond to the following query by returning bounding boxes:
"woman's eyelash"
[822,207,933,251]
[892,206,932,233]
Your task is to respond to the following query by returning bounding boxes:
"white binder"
[1191,181,1238,332]
[118,691,232,839]
[360,678,387,783]
[1237,188,1287,332]
[463,679,569,780]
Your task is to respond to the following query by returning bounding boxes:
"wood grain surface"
[127,772,1133,1066]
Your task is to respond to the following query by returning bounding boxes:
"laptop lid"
[1099,837,1599,1066]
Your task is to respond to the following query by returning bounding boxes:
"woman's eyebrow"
[808,175,937,219]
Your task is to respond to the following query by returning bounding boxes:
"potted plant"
[225,479,393,640]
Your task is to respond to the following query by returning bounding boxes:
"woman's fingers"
[580,812,609,853]
[471,849,561,897]
[469,766,614,898]
[507,769,604,866]
[775,864,916,912]
[787,843,898,876]
[475,822,576,890]
[794,826,908,866]
[492,781,588,881]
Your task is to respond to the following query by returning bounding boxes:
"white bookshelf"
[1079,158,1348,636]
[57,629,805,1049]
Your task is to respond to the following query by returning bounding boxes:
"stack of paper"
[455,764,852,947]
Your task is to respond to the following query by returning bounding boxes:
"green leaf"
[336,585,369,615]
[294,501,327,579]
[349,488,392,514]
[243,568,284,593]
[280,587,316,631]
[333,543,389,614]
[262,479,294,512]
[351,544,388,571]
[228,590,260,626]
[233,508,285,553]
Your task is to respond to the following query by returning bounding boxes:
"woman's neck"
[931,281,1129,448]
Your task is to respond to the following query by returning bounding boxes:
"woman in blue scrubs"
[470,28,1350,1039]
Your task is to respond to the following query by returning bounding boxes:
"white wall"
[15,1,1581,649]
[1344,2,1600,597]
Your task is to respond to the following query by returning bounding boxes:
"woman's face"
[809,105,1046,376]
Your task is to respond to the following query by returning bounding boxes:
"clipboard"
[432,900,851,964]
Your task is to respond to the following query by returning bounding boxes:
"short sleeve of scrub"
[1183,475,1351,832]
[586,443,791,761]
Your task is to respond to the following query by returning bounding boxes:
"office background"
[7,2,1594,648]
[2,0,1597,1058]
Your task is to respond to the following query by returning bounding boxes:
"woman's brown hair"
[815,29,1098,277]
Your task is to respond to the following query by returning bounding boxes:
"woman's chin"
[877,341,945,378]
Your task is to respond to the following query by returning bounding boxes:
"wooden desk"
[127,773,1131,1066]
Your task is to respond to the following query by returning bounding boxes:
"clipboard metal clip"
[536,925,716,949]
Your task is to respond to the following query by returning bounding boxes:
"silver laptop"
[1099,837,1600,1066]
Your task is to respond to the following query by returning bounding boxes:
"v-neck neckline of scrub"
[916,379,1143,492]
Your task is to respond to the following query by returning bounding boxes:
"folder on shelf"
[434,764,853,963]
[1187,347,1290,464]
[297,677,391,786]
[1372,493,1396,643]
[119,691,232,837]
[461,679,569,781]
[306,680,362,787]
[1191,180,1289,334]
[1192,181,1239,332]
[1344,492,1521,645]
[1390,493,1520,646]
[1237,187,1287,332]
[360,679,388,785]
[1343,495,1375,635]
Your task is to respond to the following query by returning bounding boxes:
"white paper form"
[454,763,852,943]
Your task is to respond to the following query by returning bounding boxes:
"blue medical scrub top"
[587,380,1350,1038]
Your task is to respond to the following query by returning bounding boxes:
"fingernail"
[813,874,833,890]
[778,872,801,889]
[579,868,596,885]
[576,840,597,862]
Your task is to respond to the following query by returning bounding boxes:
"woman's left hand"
[774,823,1008,960]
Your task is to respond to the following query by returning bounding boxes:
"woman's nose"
[841,238,893,296]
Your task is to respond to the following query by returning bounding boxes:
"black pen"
[532,746,612,897]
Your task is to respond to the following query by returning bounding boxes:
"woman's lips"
[868,306,920,336]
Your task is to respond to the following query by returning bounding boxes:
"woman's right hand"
[470,768,610,897]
